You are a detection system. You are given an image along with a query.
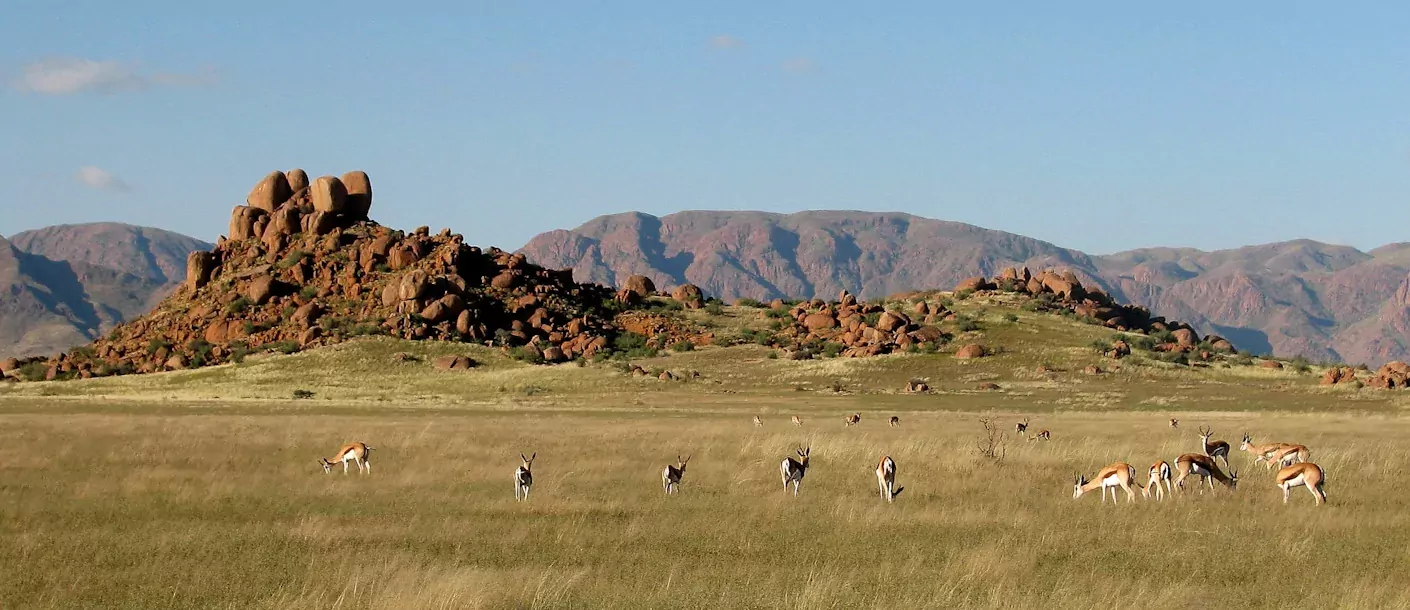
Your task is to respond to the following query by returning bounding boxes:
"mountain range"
[519,211,1410,366]
[0,223,212,359]
[5,212,1408,367]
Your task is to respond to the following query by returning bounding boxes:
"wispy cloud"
[14,57,217,95]
[75,166,132,193]
[710,35,744,50]
[781,57,816,73]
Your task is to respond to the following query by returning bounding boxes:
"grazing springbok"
[780,446,810,497]
[320,442,373,475]
[1029,429,1051,441]
[876,456,903,502]
[844,413,861,427]
[662,454,690,494]
[1198,426,1231,470]
[1174,453,1237,493]
[753,415,763,427]
[1141,460,1173,501]
[889,416,900,427]
[1015,418,1030,435]
[1170,418,1179,429]
[1275,462,1327,506]
[1073,462,1138,503]
[791,416,803,427]
[514,453,535,501]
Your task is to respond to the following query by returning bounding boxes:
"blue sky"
[2,2,1407,254]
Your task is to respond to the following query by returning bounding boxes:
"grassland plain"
[3,300,1409,609]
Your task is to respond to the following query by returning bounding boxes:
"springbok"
[662,454,690,494]
[1275,462,1326,506]
[1015,418,1030,435]
[791,416,803,427]
[889,416,900,427]
[844,413,861,427]
[1174,453,1237,493]
[1141,460,1173,501]
[1170,418,1179,429]
[514,453,535,501]
[1029,429,1051,441]
[1268,443,1311,468]
[1073,462,1138,503]
[1239,434,1288,470]
[319,442,373,475]
[876,456,903,502]
[780,446,810,497]
[1198,426,1231,470]
[753,415,763,427]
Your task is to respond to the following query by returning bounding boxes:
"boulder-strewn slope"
[520,211,1410,365]
[6,170,623,380]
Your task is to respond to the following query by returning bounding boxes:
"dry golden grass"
[3,297,1407,608]
[1,399,1408,609]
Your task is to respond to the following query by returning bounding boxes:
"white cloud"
[710,35,744,50]
[781,57,816,73]
[75,166,132,193]
[14,57,216,95]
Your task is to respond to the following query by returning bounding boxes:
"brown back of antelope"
[1275,462,1326,505]
[1175,453,1237,492]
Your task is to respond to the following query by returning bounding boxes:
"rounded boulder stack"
[311,175,348,213]
[246,171,293,213]
[341,171,373,220]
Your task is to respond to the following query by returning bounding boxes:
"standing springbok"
[1073,462,1138,503]
[319,442,373,475]
[1275,462,1326,506]
[662,454,690,494]
[791,416,803,427]
[1141,460,1173,501]
[1174,453,1237,493]
[780,446,810,497]
[514,453,535,501]
[876,455,903,502]
[844,413,861,427]
[1170,418,1179,429]
[889,416,900,427]
[1239,434,1289,470]
[1015,418,1030,436]
[1268,443,1311,468]
[1198,426,1231,471]
[753,415,763,427]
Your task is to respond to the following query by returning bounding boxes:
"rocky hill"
[520,211,1410,366]
[2,170,625,380]
[0,225,211,359]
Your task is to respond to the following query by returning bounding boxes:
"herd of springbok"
[316,416,1326,507]
[1074,425,1327,506]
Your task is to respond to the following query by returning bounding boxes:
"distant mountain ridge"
[520,210,1410,366]
[0,223,212,359]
